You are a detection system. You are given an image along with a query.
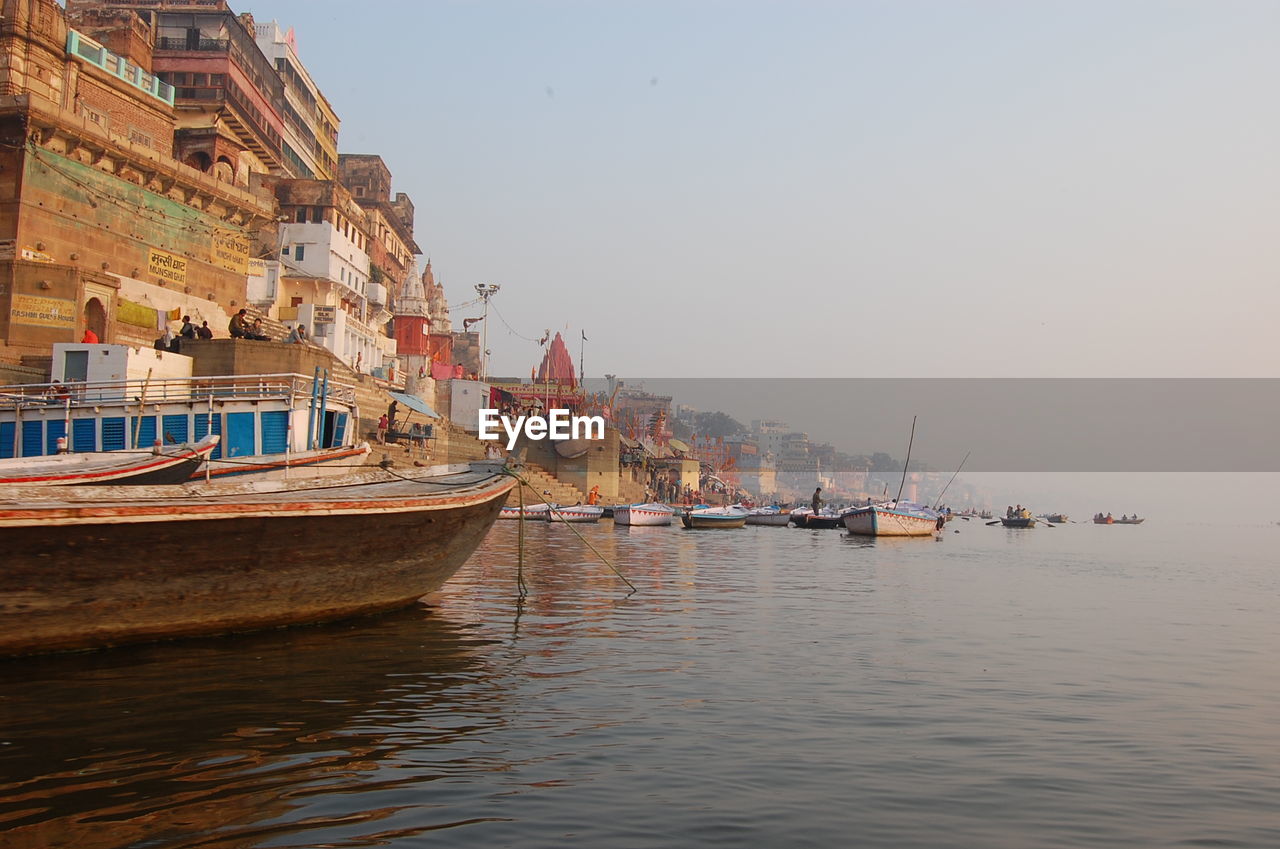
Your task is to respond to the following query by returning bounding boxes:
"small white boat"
[547,504,604,523]
[681,505,749,529]
[842,502,941,537]
[499,502,550,520]
[613,502,675,526]
[0,435,219,486]
[745,507,791,526]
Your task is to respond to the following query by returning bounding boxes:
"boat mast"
[894,416,916,504]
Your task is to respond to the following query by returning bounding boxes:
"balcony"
[67,31,175,106]
[156,37,230,52]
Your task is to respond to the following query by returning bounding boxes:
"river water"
[2,518,1278,848]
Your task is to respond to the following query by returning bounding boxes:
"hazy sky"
[250,0,1278,379]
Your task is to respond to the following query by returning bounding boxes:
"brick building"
[0,0,275,372]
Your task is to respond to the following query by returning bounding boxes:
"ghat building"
[0,0,432,384]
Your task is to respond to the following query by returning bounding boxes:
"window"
[192,73,207,86]
[312,206,323,223]
[281,243,289,255]
[211,74,224,86]
[295,245,305,261]
[295,208,305,223]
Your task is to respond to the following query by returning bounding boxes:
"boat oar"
[985,520,1002,526]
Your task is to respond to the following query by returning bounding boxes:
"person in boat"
[1007,505,1015,519]
[811,487,824,515]
[1106,513,1113,520]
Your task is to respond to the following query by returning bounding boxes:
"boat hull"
[1001,517,1037,528]
[745,512,791,526]
[548,506,604,523]
[800,514,845,529]
[681,513,748,529]
[614,503,674,526]
[499,502,550,520]
[843,506,939,537]
[0,466,514,656]
[0,436,218,486]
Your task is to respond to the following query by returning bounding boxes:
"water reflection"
[0,609,506,848]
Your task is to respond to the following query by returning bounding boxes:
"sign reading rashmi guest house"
[147,248,188,286]
[9,294,76,329]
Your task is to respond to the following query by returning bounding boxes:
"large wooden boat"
[0,462,515,656]
[680,505,749,529]
[613,502,674,526]
[842,503,941,537]
[0,434,218,486]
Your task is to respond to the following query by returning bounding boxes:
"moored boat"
[680,505,749,529]
[0,461,516,656]
[547,504,605,523]
[613,502,675,526]
[799,511,846,529]
[499,501,550,520]
[0,434,219,486]
[745,506,791,526]
[842,502,941,537]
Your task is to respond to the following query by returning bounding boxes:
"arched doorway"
[183,151,212,172]
[84,297,107,342]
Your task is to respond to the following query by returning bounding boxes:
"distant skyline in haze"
[246,0,1278,379]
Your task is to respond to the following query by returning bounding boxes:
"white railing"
[0,372,356,411]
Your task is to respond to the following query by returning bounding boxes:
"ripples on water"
[2,521,1278,848]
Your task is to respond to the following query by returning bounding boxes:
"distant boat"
[798,511,846,530]
[499,502,550,520]
[1093,514,1115,524]
[1042,514,1069,524]
[681,505,749,529]
[613,502,675,526]
[547,504,605,523]
[0,461,515,657]
[1114,515,1145,525]
[1001,516,1037,528]
[0,435,218,486]
[843,502,941,537]
[745,506,791,526]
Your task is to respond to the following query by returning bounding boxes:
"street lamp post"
[473,283,500,380]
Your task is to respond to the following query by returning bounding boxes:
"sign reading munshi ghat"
[9,294,76,329]
[209,229,250,275]
[147,248,188,286]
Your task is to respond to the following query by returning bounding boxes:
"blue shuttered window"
[21,421,43,457]
[0,422,15,459]
[194,413,222,460]
[330,412,347,448]
[260,411,288,455]
[102,417,126,451]
[162,414,189,445]
[46,420,67,454]
[133,416,157,449]
[72,419,97,453]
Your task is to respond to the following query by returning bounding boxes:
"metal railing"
[0,373,356,411]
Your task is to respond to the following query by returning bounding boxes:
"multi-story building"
[67,0,286,185]
[261,176,394,372]
[254,20,337,180]
[338,154,418,321]
[1,0,274,371]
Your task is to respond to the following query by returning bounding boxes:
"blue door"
[0,422,14,459]
[162,414,189,446]
[21,421,42,457]
[225,412,256,458]
[194,414,222,460]
[260,411,289,454]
